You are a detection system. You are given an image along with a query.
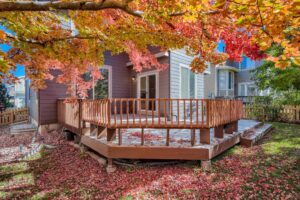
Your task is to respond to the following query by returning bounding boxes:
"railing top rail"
[59,98,243,102]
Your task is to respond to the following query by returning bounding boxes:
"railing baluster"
[190,99,192,128]
[114,99,117,126]
[184,99,186,127]
[158,99,161,126]
[146,99,148,127]
[196,99,199,127]
[177,99,180,127]
[126,100,129,127]
[133,99,136,126]
[202,100,204,126]
[120,99,123,126]
[170,99,173,126]
[152,99,154,127]
[164,99,167,127]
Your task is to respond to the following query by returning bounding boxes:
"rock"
[106,164,117,173]
[201,160,211,171]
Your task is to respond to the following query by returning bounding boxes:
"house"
[6,76,26,108]
[204,57,268,100]
[27,47,209,132]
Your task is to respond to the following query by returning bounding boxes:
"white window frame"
[136,70,159,111]
[238,81,257,96]
[179,64,197,99]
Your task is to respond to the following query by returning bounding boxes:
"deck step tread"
[240,124,273,147]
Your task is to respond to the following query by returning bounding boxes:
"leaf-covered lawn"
[0,122,299,199]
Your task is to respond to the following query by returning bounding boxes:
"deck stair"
[240,123,273,147]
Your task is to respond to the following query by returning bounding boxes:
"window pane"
[219,71,226,90]
[240,84,245,96]
[181,67,189,98]
[190,72,195,98]
[94,68,109,99]
[228,72,232,89]
[247,84,257,96]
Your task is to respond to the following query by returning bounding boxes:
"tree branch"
[5,33,103,46]
[0,0,141,17]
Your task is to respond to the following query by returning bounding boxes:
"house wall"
[39,70,67,125]
[169,49,205,120]
[129,56,170,99]
[204,64,216,98]
[170,49,204,99]
[104,51,132,98]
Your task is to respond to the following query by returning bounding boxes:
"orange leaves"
[0,0,298,96]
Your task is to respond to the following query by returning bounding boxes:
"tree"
[253,44,300,91]
[0,0,298,97]
[252,44,300,105]
[0,83,12,109]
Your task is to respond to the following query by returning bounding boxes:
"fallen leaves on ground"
[0,123,299,199]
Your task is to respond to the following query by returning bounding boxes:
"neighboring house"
[6,76,26,108]
[204,56,268,100]
[27,47,206,131]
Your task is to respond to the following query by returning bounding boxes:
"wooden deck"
[58,98,244,163]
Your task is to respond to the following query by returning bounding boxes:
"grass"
[262,122,300,156]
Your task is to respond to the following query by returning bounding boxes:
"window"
[180,66,196,98]
[218,70,234,90]
[239,82,258,96]
[94,68,110,99]
[85,66,112,99]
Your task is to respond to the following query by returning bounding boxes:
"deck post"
[200,128,210,144]
[97,126,106,139]
[231,121,238,133]
[107,128,116,142]
[141,128,144,145]
[166,129,170,146]
[225,121,238,134]
[214,125,224,138]
[118,128,122,145]
[191,129,195,146]
[90,124,98,137]
[106,158,116,173]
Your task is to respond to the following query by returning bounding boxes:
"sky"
[0,25,25,78]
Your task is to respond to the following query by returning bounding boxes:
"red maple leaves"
[221,29,266,62]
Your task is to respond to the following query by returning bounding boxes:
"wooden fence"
[243,104,300,123]
[0,108,29,127]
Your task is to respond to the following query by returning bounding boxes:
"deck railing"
[58,99,243,132]
[0,107,28,127]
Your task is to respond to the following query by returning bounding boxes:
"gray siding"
[169,49,205,120]
[170,49,204,99]
[204,64,216,98]
[236,70,254,83]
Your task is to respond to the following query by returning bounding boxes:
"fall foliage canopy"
[0,0,299,97]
